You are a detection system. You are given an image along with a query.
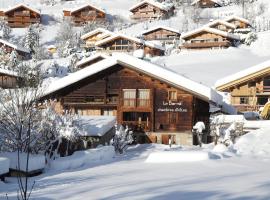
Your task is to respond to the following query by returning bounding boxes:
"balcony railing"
[263,86,270,93]
[182,41,231,48]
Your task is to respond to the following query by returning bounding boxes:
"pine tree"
[24,24,40,53]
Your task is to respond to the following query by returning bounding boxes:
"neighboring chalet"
[205,20,236,33]
[215,60,270,112]
[180,27,240,50]
[80,28,113,50]
[63,4,106,26]
[95,33,165,57]
[0,68,19,88]
[0,3,40,28]
[191,0,222,8]
[75,53,109,69]
[129,0,175,21]
[42,53,224,145]
[141,26,181,44]
[0,39,30,60]
[225,16,251,29]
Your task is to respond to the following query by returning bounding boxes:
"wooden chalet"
[129,0,175,21]
[205,20,236,33]
[215,60,270,112]
[180,27,240,50]
[80,28,113,50]
[0,3,40,28]
[191,0,222,8]
[0,68,19,88]
[95,33,165,57]
[0,39,30,60]
[42,53,223,145]
[75,53,109,69]
[63,4,106,26]
[142,26,181,44]
[225,16,251,29]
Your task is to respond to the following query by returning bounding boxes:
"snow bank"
[0,157,9,175]
[145,151,209,163]
[50,146,115,171]
[0,153,45,172]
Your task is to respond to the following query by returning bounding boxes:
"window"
[168,90,177,101]
[138,89,150,107]
[107,94,118,104]
[257,96,269,106]
[84,96,104,104]
[240,97,249,104]
[168,112,177,124]
[123,89,136,107]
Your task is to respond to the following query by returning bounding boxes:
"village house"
[0,68,19,89]
[205,20,236,33]
[63,4,106,26]
[225,16,251,29]
[191,0,222,8]
[95,33,165,57]
[0,3,40,28]
[80,28,114,50]
[141,26,181,44]
[180,27,240,50]
[42,53,225,146]
[0,39,31,60]
[215,60,270,112]
[75,53,109,69]
[129,0,175,21]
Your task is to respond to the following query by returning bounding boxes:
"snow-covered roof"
[141,26,181,35]
[0,68,19,77]
[129,0,174,12]
[80,28,113,40]
[215,60,270,89]
[63,4,105,14]
[95,33,165,51]
[225,15,250,25]
[75,53,109,68]
[3,3,40,15]
[43,53,222,104]
[0,39,30,54]
[191,0,222,6]
[181,27,240,40]
[204,20,237,29]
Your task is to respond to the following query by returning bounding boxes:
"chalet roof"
[191,0,222,6]
[0,39,30,54]
[75,53,109,68]
[181,27,240,40]
[63,4,105,14]
[225,15,250,25]
[0,68,19,77]
[141,26,181,35]
[129,0,174,12]
[80,28,113,40]
[215,60,270,90]
[3,3,40,15]
[204,20,237,29]
[43,53,223,104]
[95,33,165,51]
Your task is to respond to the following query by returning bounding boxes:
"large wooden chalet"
[180,27,240,50]
[63,4,106,26]
[95,33,165,57]
[129,0,175,21]
[42,54,223,145]
[80,28,113,50]
[191,0,222,8]
[0,3,40,28]
[225,16,251,29]
[142,26,181,44]
[216,60,270,112]
[205,20,236,33]
[0,39,30,60]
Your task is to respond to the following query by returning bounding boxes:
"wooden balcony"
[182,41,231,49]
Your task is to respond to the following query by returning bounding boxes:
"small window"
[168,90,177,101]
[138,89,150,107]
[240,97,249,104]
[123,89,136,107]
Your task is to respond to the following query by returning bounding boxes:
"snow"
[0,39,30,53]
[80,28,113,40]
[0,68,19,77]
[2,3,41,15]
[191,0,223,6]
[49,146,115,171]
[141,26,181,35]
[63,4,105,14]
[74,115,116,137]
[129,0,174,12]
[75,53,109,68]
[224,15,251,25]
[0,152,45,172]
[204,19,237,29]
[0,157,9,175]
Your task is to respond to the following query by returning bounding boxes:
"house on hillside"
[180,27,240,50]
[42,54,225,145]
[129,0,175,21]
[0,68,19,88]
[0,3,40,28]
[0,39,30,60]
[225,16,251,29]
[215,60,270,112]
[191,0,222,8]
[75,53,109,69]
[141,26,181,44]
[80,28,113,50]
[95,33,165,57]
[205,20,236,33]
[63,4,106,26]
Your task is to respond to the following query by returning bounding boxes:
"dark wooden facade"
[63,5,106,26]
[47,64,210,145]
[0,4,40,28]
[0,72,18,88]
[143,28,180,44]
[192,0,221,8]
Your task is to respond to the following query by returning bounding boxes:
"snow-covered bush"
[23,24,41,53]
[0,20,12,40]
[111,125,134,154]
[244,32,258,45]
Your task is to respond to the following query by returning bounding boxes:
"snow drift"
[0,157,9,175]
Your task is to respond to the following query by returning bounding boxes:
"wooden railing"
[263,86,270,93]
[182,41,231,48]
[233,104,264,112]
[123,99,150,107]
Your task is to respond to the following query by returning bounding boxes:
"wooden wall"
[227,19,249,29]
[195,0,221,8]
[0,74,18,88]
[143,29,180,42]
